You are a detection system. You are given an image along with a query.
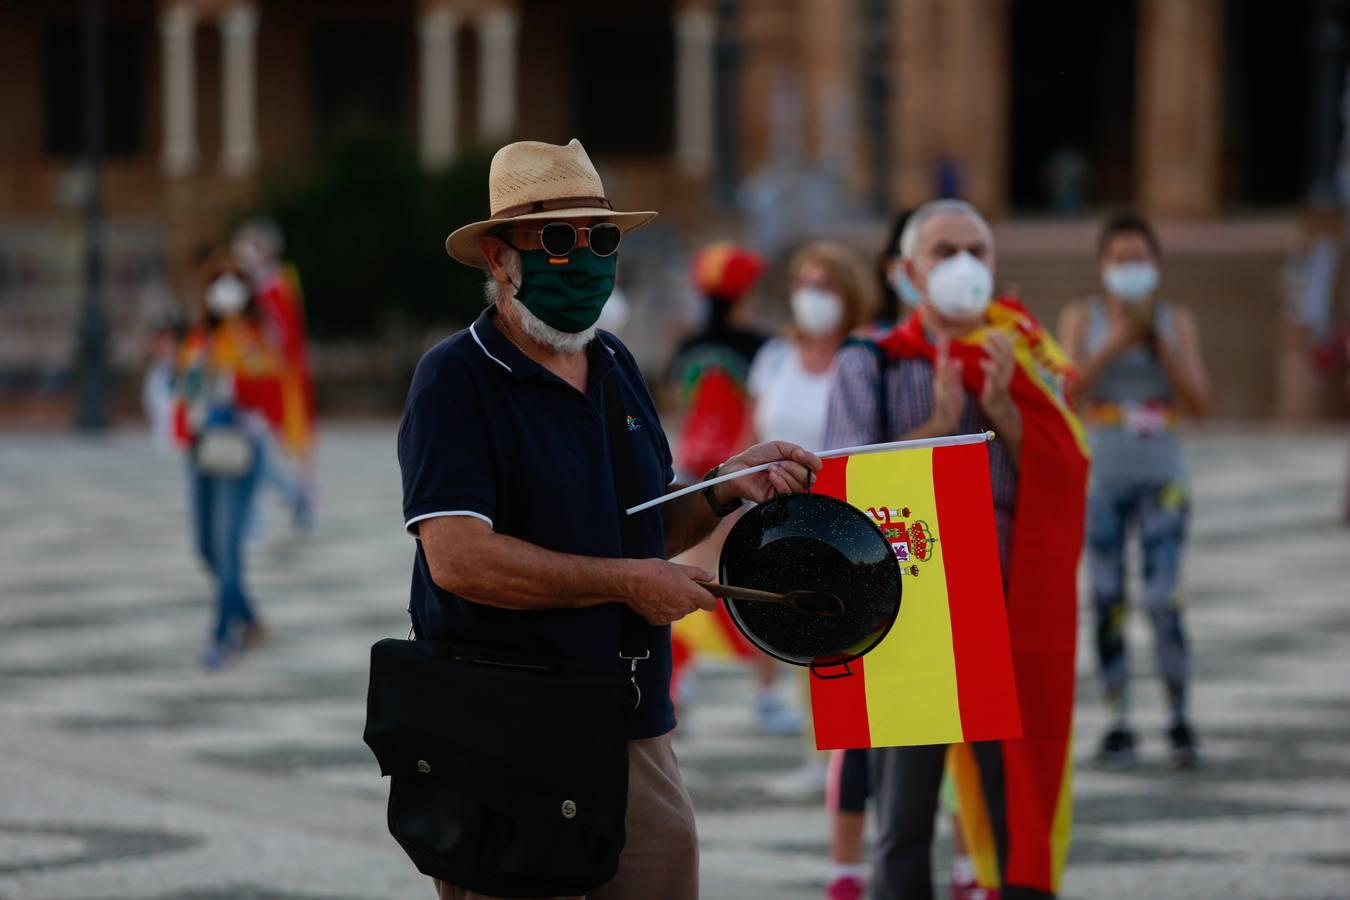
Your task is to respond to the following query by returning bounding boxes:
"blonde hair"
[788,241,875,336]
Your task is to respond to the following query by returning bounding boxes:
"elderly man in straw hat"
[397,139,821,898]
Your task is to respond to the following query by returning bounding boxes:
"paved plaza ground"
[1,425,1349,900]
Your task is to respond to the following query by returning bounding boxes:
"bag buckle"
[619,649,650,708]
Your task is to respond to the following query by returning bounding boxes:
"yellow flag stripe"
[672,609,740,659]
[1050,726,1075,892]
[949,744,1001,887]
[978,305,1089,456]
[848,449,964,744]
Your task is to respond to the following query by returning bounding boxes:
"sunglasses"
[504,221,623,258]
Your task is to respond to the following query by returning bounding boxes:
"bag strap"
[849,336,892,442]
[598,340,652,687]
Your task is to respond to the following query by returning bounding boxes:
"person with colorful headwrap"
[825,200,1087,900]
[668,242,767,481]
[175,252,285,669]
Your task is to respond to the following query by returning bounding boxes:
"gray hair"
[898,199,994,260]
[482,245,522,306]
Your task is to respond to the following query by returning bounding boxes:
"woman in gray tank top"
[1058,214,1212,770]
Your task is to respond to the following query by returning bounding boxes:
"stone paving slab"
[1,426,1349,899]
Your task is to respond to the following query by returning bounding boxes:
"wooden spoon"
[697,582,844,618]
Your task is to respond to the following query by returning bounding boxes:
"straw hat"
[445,139,658,267]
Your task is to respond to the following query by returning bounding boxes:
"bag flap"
[363,639,632,780]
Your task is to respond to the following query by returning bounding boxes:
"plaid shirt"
[824,342,1019,572]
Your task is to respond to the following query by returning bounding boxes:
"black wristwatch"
[702,465,744,517]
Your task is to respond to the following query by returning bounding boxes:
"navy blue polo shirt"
[397,306,677,739]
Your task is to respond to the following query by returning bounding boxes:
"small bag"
[364,360,652,896]
[364,640,634,896]
[195,427,255,477]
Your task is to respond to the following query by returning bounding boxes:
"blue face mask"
[889,266,924,308]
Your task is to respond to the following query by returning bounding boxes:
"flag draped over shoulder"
[879,297,1088,895]
[808,442,1021,749]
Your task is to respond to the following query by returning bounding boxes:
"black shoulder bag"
[363,368,653,897]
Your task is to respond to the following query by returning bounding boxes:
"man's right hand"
[926,337,965,434]
[623,559,718,625]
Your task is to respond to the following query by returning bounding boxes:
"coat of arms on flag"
[807,440,1021,749]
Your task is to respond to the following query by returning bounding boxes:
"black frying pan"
[718,492,902,668]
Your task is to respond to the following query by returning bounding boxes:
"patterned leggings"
[1087,480,1190,725]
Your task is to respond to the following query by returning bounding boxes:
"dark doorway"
[1008,0,1137,213]
[310,22,413,143]
[43,21,147,157]
[571,21,675,155]
[519,0,674,157]
[1224,0,1350,208]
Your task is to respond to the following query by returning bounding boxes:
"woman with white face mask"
[173,253,285,669]
[750,242,872,453]
[745,241,874,792]
[1057,214,1212,770]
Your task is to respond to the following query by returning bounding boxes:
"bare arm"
[418,516,716,625]
[1059,301,1128,402]
[663,488,722,558]
[1154,308,1213,417]
[1056,303,1088,369]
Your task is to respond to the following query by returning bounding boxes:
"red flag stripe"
[932,443,1021,741]
[809,652,872,749]
[807,457,872,749]
[811,456,849,500]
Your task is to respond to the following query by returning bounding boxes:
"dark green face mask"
[512,247,618,334]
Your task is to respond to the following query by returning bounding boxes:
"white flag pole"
[625,430,995,516]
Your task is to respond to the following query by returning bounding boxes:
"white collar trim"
[470,321,513,373]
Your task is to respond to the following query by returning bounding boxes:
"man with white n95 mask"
[824,199,1087,900]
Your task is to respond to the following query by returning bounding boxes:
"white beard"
[484,251,595,353]
[505,294,596,354]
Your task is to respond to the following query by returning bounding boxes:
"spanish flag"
[880,297,1088,897]
[807,441,1021,749]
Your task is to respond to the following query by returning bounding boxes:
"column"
[889,0,1008,213]
[946,0,1008,213]
[737,0,797,175]
[801,0,855,174]
[675,3,716,177]
[419,6,459,169]
[159,3,197,177]
[1136,0,1222,217]
[891,0,937,208]
[220,4,259,177]
[477,7,520,140]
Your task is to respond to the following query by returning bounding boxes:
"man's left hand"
[712,441,823,506]
[979,331,1016,418]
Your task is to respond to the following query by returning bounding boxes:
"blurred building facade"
[1,0,1347,417]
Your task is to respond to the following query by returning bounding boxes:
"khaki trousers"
[435,733,699,900]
